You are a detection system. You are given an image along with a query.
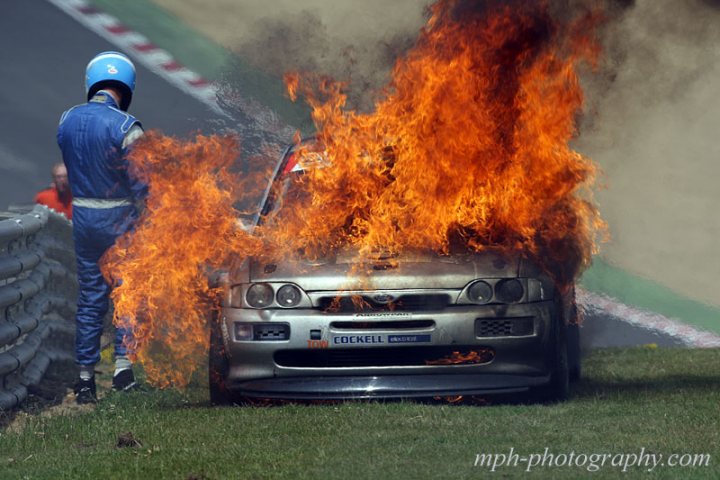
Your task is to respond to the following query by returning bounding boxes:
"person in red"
[35,162,73,219]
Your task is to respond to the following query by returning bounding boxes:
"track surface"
[0,0,223,210]
[581,315,683,348]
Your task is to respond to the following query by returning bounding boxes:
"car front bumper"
[220,301,558,399]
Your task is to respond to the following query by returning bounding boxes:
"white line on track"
[578,288,720,348]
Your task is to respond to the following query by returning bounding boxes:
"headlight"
[494,279,524,303]
[277,284,302,307]
[246,283,274,308]
[467,280,493,304]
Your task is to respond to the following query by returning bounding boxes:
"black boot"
[112,369,137,391]
[74,377,97,404]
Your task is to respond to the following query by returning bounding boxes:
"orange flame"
[275,0,606,284]
[425,349,495,366]
[433,395,465,404]
[102,133,263,387]
[103,0,606,388]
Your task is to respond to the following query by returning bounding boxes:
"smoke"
[575,0,720,306]
[229,3,425,111]
[224,0,637,111]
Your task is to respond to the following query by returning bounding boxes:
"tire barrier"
[0,205,77,410]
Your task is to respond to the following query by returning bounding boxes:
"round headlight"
[494,279,524,303]
[467,280,493,304]
[277,284,302,307]
[246,283,274,308]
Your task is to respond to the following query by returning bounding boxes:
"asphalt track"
[0,0,692,350]
[581,315,683,349]
[0,0,224,210]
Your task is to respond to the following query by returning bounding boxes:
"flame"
[425,349,495,366]
[432,395,491,405]
[272,0,606,286]
[102,0,607,388]
[433,395,465,404]
[101,133,264,388]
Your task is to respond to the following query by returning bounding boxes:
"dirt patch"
[2,384,91,434]
[116,431,143,448]
[1,365,115,434]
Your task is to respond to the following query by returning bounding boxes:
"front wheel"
[567,321,581,383]
[208,311,233,405]
[533,316,570,403]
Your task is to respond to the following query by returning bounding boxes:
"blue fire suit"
[57,91,147,366]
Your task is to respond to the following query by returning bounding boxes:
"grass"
[1,347,719,479]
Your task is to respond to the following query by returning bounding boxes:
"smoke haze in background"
[155,0,719,306]
[232,11,418,111]
[154,0,430,110]
[575,0,720,306]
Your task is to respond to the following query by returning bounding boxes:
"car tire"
[208,311,234,406]
[567,321,581,383]
[533,316,570,404]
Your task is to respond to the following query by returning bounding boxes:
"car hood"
[249,249,520,291]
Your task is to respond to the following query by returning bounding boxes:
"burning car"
[99,1,598,394]
[208,140,582,404]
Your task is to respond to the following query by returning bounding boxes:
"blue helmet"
[85,51,136,110]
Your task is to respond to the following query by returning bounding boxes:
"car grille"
[254,324,290,341]
[274,345,494,368]
[330,320,435,330]
[475,317,534,337]
[317,294,451,312]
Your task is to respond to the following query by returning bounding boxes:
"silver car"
[209,141,581,403]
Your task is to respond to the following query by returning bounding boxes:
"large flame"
[102,133,262,387]
[280,0,605,283]
[103,0,606,388]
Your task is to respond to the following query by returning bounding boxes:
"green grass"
[1,347,719,479]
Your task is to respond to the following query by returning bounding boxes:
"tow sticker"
[307,340,329,349]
